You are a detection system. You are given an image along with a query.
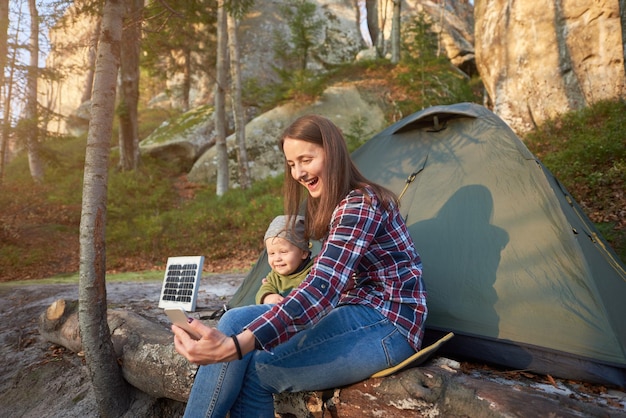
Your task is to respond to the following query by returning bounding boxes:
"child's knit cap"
[264,215,310,252]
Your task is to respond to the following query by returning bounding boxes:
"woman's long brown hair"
[280,115,398,240]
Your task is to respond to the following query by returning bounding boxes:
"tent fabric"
[227,103,626,387]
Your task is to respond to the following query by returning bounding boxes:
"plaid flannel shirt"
[246,186,427,351]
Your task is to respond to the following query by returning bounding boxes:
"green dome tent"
[225,103,626,387]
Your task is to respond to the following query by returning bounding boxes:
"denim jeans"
[183,303,416,418]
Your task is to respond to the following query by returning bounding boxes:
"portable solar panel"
[158,256,205,312]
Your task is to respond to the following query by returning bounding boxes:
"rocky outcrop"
[187,84,387,185]
[41,4,99,135]
[139,105,217,172]
[418,0,476,76]
[40,0,475,135]
[474,0,626,134]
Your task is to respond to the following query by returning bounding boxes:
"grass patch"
[524,99,626,262]
[1,73,624,281]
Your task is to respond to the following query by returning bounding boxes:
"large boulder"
[474,0,626,134]
[139,105,217,172]
[187,84,386,186]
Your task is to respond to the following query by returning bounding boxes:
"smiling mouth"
[303,178,318,188]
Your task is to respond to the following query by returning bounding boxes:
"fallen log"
[38,299,625,418]
[38,299,197,403]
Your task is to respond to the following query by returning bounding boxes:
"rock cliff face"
[474,0,626,133]
[41,5,99,135]
[42,0,625,138]
[40,0,474,135]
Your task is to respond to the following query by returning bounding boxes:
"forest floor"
[1,272,626,417]
[0,273,244,418]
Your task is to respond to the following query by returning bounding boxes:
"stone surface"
[139,104,217,172]
[39,0,475,135]
[475,0,626,133]
[187,84,387,185]
[1,274,624,417]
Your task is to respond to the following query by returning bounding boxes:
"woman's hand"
[172,319,257,365]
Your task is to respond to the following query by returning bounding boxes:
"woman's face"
[283,137,326,199]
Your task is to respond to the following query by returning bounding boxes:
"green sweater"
[255,259,314,304]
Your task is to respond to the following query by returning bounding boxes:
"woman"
[173,115,427,418]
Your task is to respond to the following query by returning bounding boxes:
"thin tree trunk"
[79,1,131,416]
[620,0,626,78]
[26,0,43,183]
[117,0,143,171]
[215,0,229,196]
[375,0,387,56]
[182,48,191,111]
[0,0,9,182]
[227,13,250,189]
[0,0,7,88]
[81,18,101,104]
[390,0,400,64]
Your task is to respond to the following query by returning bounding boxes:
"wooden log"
[38,299,197,402]
[38,300,615,418]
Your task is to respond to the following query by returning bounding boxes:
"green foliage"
[525,100,626,187]
[241,77,285,110]
[524,99,626,261]
[141,0,216,82]
[275,0,324,72]
[105,172,284,267]
[141,105,212,146]
[344,116,376,152]
[269,0,326,99]
[396,13,482,112]
[224,0,255,19]
[138,107,181,140]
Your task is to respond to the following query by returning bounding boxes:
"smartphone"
[165,307,202,340]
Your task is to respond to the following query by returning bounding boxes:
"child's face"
[266,237,309,276]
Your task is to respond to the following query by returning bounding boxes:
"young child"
[255,215,313,304]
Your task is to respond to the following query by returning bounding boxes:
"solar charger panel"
[158,256,205,312]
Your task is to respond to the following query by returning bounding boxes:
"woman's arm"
[173,320,257,365]
[246,189,383,348]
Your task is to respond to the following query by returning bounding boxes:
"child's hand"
[263,293,284,304]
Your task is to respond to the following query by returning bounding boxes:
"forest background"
[0,1,625,416]
[0,0,623,284]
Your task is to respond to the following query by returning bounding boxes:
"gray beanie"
[264,215,310,252]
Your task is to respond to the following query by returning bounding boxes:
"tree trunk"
[620,0,626,77]
[79,1,131,416]
[0,0,9,183]
[26,0,43,183]
[39,299,197,403]
[0,0,7,89]
[357,0,373,48]
[215,0,229,196]
[182,48,191,111]
[227,13,250,190]
[375,0,387,56]
[81,18,101,104]
[117,0,143,171]
[390,0,401,64]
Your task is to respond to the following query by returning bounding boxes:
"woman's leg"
[229,304,415,417]
[183,304,275,418]
[184,303,415,417]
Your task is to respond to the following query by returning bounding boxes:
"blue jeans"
[183,303,416,418]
